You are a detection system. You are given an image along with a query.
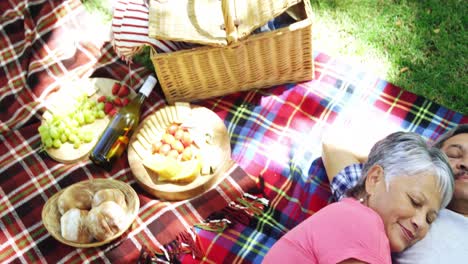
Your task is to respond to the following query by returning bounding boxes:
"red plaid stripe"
[1,1,257,263]
[2,0,467,263]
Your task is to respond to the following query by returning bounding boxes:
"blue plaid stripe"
[330,163,363,201]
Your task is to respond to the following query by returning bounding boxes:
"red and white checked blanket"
[1,1,258,263]
[1,0,467,263]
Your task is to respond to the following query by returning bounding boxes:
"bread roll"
[92,188,127,209]
[57,184,94,215]
[86,201,128,241]
[60,208,93,243]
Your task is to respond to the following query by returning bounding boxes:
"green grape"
[52,139,62,149]
[63,127,71,137]
[68,134,79,144]
[53,114,64,123]
[84,110,95,124]
[49,126,59,139]
[44,138,53,148]
[88,100,97,108]
[77,129,86,141]
[75,112,85,125]
[57,125,65,135]
[83,130,94,143]
[96,110,105,119]
[91,110,97,118]
[78,94,87,103]
[82,101,91,110]
[64,117,75,128]
[69,118,79,128]
[41,133,52,145]
[58,122,66,130]
[38,124,48,134]
[70,127,79,136]
[42,92,106,150]
[39,128,50,139]
[60,133,68,143]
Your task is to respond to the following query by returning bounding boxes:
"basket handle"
[222,0,238,44]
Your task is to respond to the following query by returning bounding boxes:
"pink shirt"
[263,198,391,264]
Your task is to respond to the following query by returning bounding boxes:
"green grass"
[81,0,113,22]
[311,0,467,114]
[81,0,467,114]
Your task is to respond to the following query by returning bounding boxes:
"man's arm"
[322,141,365,183]
[321,124,396,183]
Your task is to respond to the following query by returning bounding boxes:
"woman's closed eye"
[426,214,436,224]
[409,195,421,207]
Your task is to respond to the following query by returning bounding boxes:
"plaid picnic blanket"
[1,0,467,264]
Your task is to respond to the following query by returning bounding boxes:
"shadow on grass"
[311,0,467,114]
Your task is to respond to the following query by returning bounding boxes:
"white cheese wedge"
[161,107,172,126]
[165,106,174,124]
[150,115,164,131]
[170,105,179,123]
[146,119,161,138]
[143,125,156,139]
[139,127,151,144]
[137,133,150,148]
[132,140,150,160]
[154,110,166,128]
[175,102,191,123]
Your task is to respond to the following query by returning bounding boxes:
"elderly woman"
[322,124,468,263]
[263,132,454,264]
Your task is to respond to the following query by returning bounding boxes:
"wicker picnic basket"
[148,0,314,103]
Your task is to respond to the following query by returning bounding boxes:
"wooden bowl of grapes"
[127,103,232,201]
[39,78,136,163]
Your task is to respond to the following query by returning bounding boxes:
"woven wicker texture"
[41,179,139,248]
[149,0,302,46]
[149,0,313,103]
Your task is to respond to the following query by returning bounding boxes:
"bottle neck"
[121,92,147,113]
[130,92,146,106]
[134,92,147,105]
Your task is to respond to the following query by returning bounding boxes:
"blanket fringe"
[138,193,269,263]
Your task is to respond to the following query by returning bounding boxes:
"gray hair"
[432,124,468,149]
[348,131,454,208]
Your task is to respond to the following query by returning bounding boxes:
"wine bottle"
[90,75,157,170]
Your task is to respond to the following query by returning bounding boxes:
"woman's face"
[365,166,441,252]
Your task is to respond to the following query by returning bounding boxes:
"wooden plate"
[43,78,135,163]
[128,104,231,201]
[41,178,139,248]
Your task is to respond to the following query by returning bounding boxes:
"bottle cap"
[139,75,157,97]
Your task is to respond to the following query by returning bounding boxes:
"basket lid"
[148,0,303,46]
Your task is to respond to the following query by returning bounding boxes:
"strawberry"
[97,95,106,103]
[122,98,130,106]
[108,108,118,117]
[113,97,123,107]
[118,85,130,98]
[104,102,114,114]
[111,83,121,95]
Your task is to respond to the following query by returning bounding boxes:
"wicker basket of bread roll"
[42,178,139,248]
